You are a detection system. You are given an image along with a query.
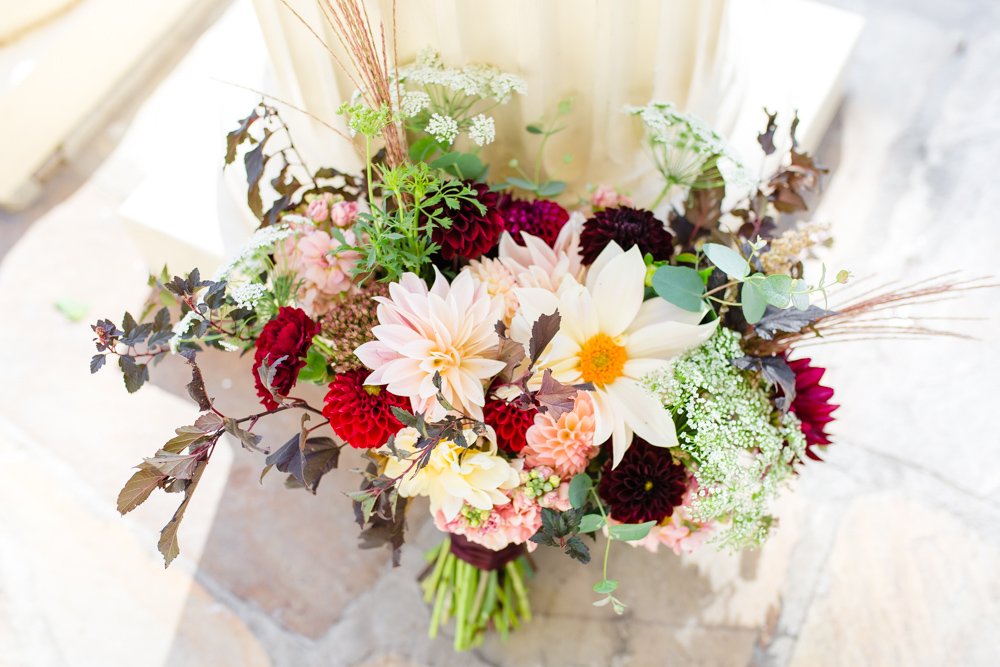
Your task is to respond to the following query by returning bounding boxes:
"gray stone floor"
[2,1,1000,665]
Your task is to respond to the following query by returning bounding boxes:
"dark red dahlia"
[579,206,674,265]
[498,195,570,247]
[598,437,688,524]
[253,306,319,410]
[431,181,504,261]
[322,369,410,449]
[788,357,838,460]
[482,399,536,454]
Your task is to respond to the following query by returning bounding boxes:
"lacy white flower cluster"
[627,102,752,192]
[393,49,521,148]
[398,48,527,103]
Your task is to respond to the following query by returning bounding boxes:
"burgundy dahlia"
[252,306,319,410]
[431,181,504,261]
[498,195,570,247]
[579,206,674,265]
[482,399,536,454]
[323,369,410,449]
[598,437,688,524]
[788,357,838,460]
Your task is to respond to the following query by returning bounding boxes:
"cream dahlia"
[514,243,718,467]
[383,427,520,521]
[464,256,519,324]
[523,390,598,478]
[354,270,506,420]
[497,213,585,293]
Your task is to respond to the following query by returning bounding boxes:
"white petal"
[589,389,616,448]
[631,294,707,328]
[585,240,624,292]
[590,245,645,336]
[607,378,678,449]
[626,319,719,360]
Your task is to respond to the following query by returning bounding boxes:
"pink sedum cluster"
[522,391,599,478]
[434,464,571,551]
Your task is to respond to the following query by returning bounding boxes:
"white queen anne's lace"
[468,114,496,147]
[425,113,459,146]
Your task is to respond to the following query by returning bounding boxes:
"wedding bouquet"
[90,3,984,652]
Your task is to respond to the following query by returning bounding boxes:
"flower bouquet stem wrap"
[420,536,533,650]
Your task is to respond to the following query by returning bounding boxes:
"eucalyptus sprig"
[650,241,849,324]
[499,98,573,199]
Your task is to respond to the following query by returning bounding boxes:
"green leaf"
[526,124,544,134]
[450,153,487,181]
[117,468,165,515]
[608,521,657,542]
[651,265,705,312]
[703,243,750,279]
[674,252,699,265]
[536,180,567,197]
[54,297,88,322]
[593,579,619,595]
[741,281,767,323]
[790,279,810,310]
[408,135,439,163]
[297,345,329,384]
[568,474,593,509]
[577,514,606,533]
[505,176,538,192]
[557,99,573,116]
[759,274,793,308]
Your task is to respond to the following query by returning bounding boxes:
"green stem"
[590,488,612,583]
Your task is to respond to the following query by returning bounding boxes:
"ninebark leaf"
[158,461,207,567]
[117,468,165,515]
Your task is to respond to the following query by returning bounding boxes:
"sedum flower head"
[645,328,806,549]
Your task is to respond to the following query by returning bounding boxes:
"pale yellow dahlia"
[383,427,520,521]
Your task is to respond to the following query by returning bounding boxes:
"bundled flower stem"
[420,538,533,650]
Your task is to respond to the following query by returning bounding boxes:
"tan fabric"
[250,0,748,200]
[0,0,79,46]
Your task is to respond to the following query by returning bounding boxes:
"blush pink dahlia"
[277,224,360,316]
[523,391,598,478]
[354,270,506,420]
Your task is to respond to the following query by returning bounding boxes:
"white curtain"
[250,0,748,200]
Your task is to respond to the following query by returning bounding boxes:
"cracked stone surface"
[2,0,1000,665]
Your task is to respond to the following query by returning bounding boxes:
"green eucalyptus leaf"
[577,514,606,533]
[703,243,750,279]
[536,180,567,197]
[607,520,657,542]
[568,474,593,509]
[651,265,705,312]
[593,580,619,595]
[759,274,793,308]
[741,281,767,323]
[506,176,538,191]
[526,124,544,134]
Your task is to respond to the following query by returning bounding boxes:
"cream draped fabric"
[250,0,748,202]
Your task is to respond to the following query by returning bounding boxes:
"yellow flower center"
[363,384,382,396]
[578,333,627,387]
[644,480,654,492]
